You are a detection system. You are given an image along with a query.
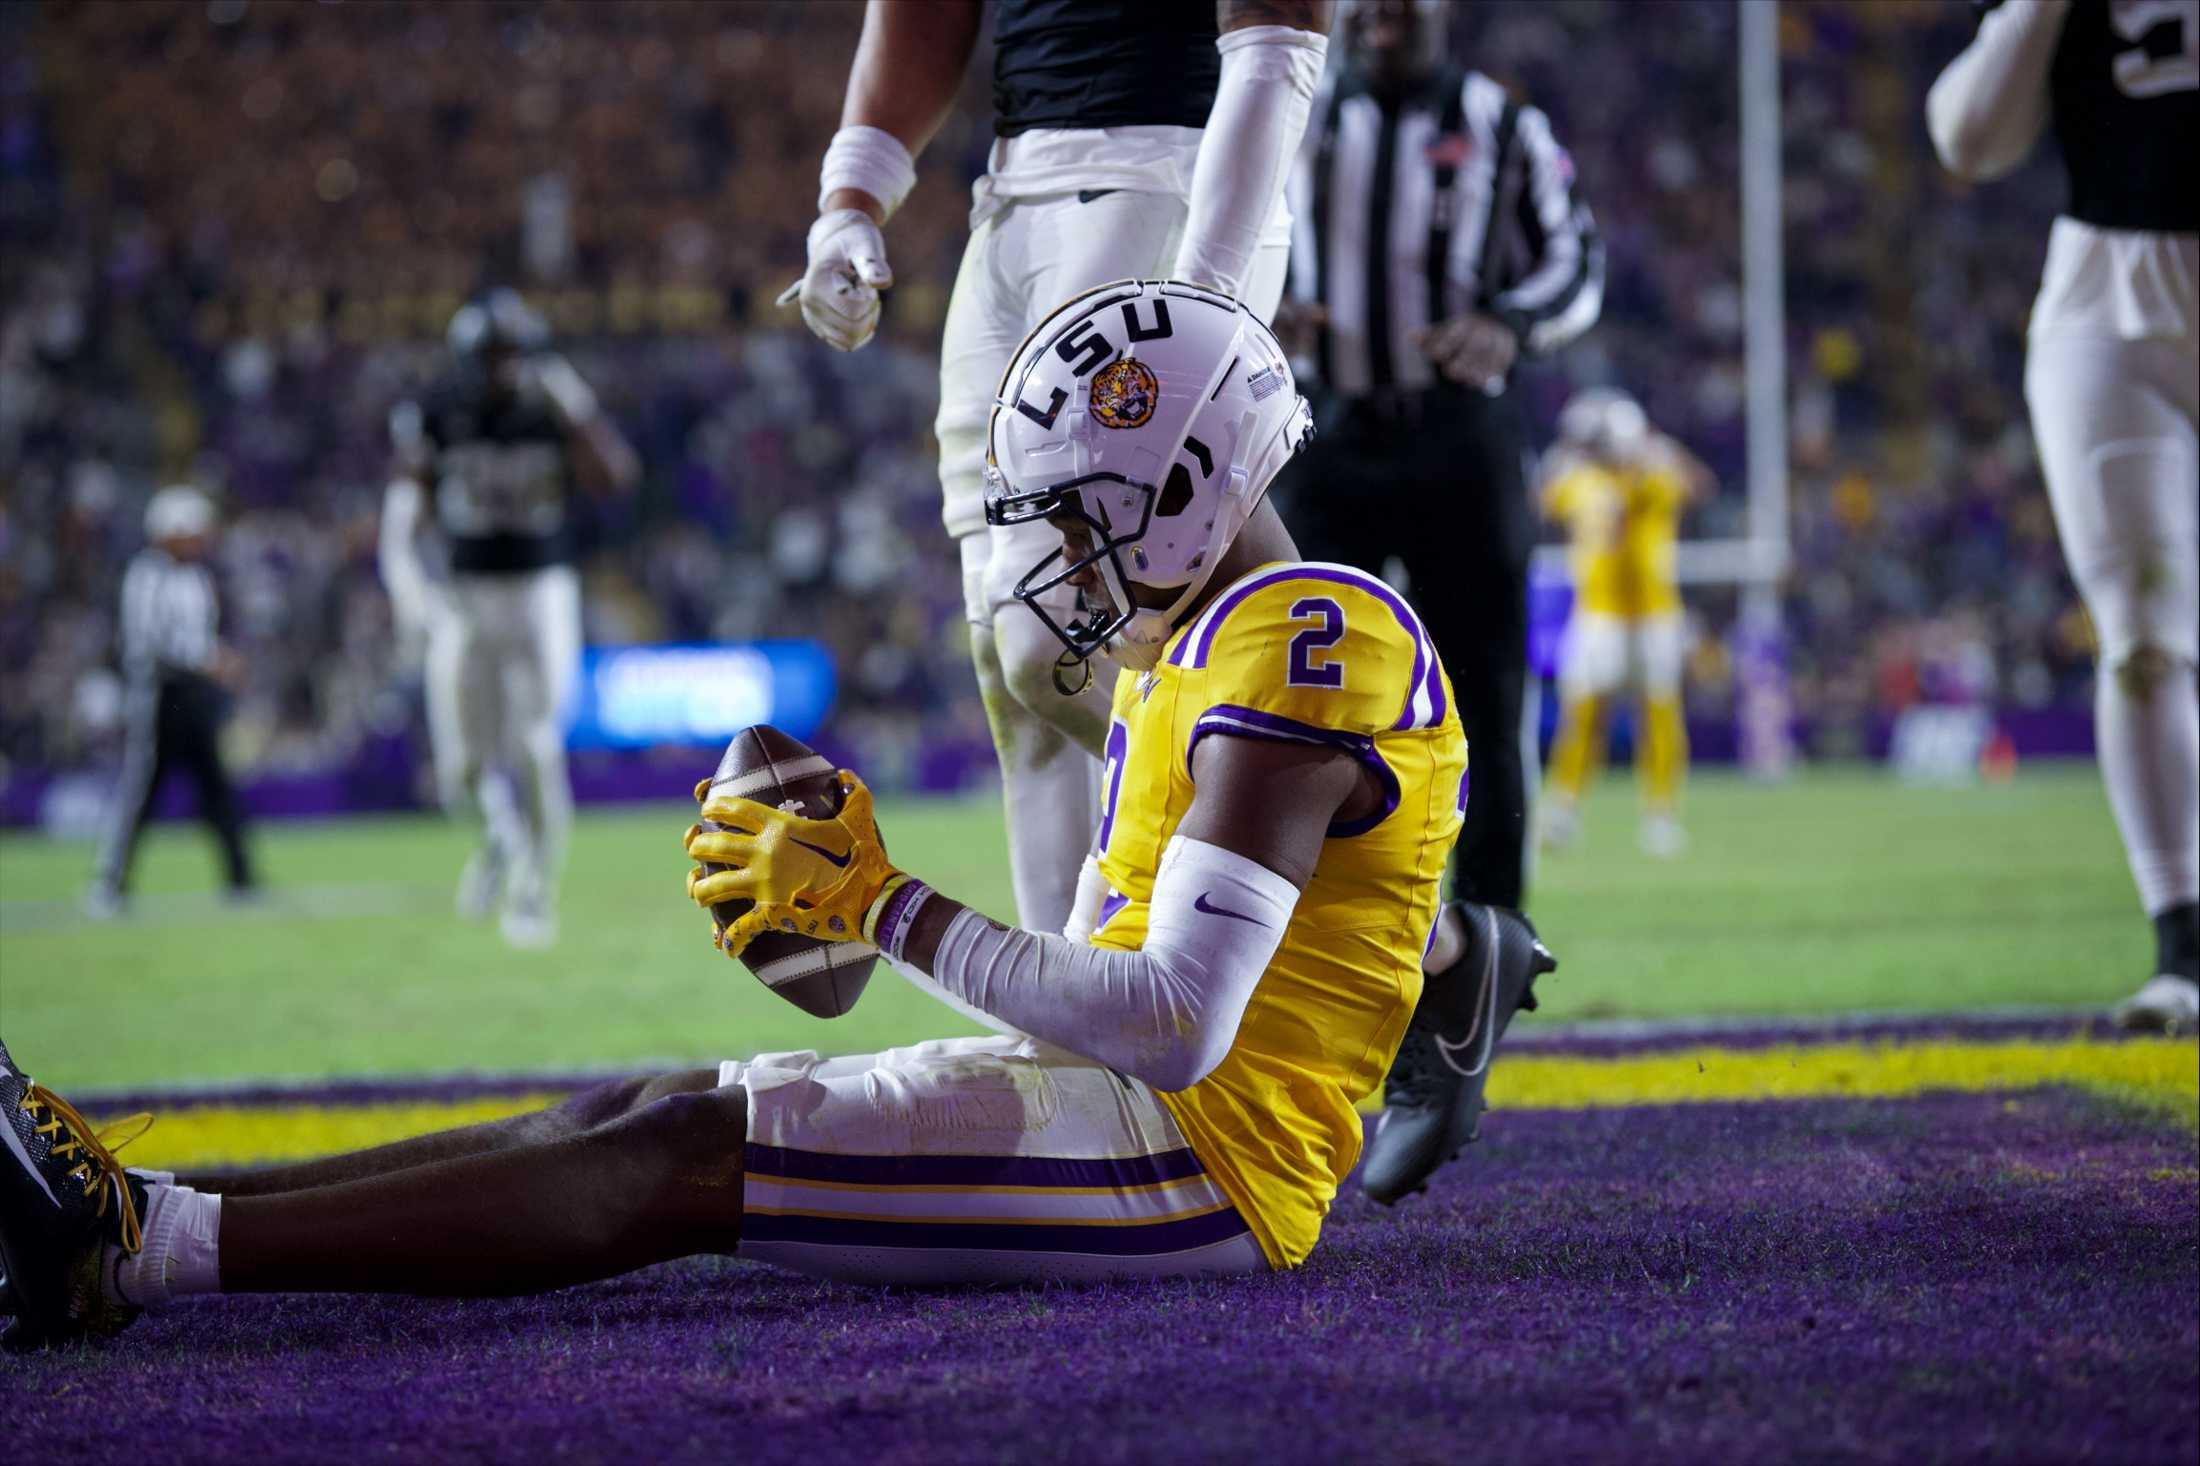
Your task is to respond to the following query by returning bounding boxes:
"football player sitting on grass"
[0,283,1551,1349]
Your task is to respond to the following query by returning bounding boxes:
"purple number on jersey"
[1287,597,1346,688]
[1095,718,1130,853]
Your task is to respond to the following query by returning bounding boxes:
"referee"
[1271,0,1602,1203]
[85,486,256,916]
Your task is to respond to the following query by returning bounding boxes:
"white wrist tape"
[1062,853,1111,944]
[1172,25,1328,298]
[819,124,918,222]
[919,837,1299,1092]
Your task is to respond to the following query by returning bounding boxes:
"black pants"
[1272,385,1533,910]
[94,671,254,895]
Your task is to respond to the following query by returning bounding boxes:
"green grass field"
[0,763,2146,1092]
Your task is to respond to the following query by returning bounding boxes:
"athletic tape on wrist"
[819,125,916,221]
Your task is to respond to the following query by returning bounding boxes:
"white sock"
[104,1184,222,1310]
[2097,656,2200,916]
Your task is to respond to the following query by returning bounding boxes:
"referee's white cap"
[144,485,217,542]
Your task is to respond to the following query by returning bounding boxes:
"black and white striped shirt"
[118,548,219,680]
[1288,66,1603,397]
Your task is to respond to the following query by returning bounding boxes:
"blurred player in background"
[1538,388,1710,859]
[1929,0,2199,1031]
[1267,0,1601,1203]
[379,290,639,949]
[83,486,256,917]
[782,0,1331,937]
[0,285,1554,1345]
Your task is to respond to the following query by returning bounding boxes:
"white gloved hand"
[777,208,893,352]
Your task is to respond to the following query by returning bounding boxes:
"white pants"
[721,1034,1268,1287]
[2025,221,2200,917]
[1559,611,1686,700]
[424,565,581,892]
[936,186,1289,934]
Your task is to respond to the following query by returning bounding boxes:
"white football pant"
[424,565,581,906]
[724,1034,1268,1285]
[1558,611,1687,701]
[937,187,1288,934]
[2024,221,2199,921]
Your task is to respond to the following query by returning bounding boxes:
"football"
[696,724,876,1019]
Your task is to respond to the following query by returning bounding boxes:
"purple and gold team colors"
[1093,560,1467,1265]
[723,1037,1267,1286]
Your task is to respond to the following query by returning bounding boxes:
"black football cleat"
[0,1037,149,1350]
[1361,903,1556,1206]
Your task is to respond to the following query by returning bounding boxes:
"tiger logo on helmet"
[1088,357,1160,430]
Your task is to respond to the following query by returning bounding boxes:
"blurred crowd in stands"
[0,0,2096,796]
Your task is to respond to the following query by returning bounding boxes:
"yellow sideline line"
[91,1038,2198,1171]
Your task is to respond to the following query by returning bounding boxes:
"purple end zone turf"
[4,1087,2193,1466]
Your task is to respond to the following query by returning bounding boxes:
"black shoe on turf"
[0,1037,149,1351]
[1360,903,1556,1206]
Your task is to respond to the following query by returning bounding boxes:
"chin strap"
[1052,651,1094,697]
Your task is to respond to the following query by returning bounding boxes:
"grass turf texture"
[0,764,2152,1092]
[3,1085,2192,1466]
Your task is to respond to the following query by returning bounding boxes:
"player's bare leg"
[185,1069,721,1197]
[216,1084,746,1297]
[3,1044,744,1345]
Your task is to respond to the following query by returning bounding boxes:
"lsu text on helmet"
[982,279,1315,672]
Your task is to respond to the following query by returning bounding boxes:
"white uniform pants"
[723,1034,1267,1287]
[935,186,1288,935]
[1558,611,1686,700]
[424,565,581,894]
[2024,220,2199,917]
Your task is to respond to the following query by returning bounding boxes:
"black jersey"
[394,372,576,575]
[2050,0,2199,231]
[992,0,1220,137]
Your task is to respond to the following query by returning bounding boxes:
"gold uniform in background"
[1541,447,1695,855]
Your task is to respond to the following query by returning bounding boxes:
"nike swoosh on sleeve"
[1193,892,1267,926]
[791,838,853,869]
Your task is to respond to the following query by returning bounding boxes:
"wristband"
[863,874,934,957]
[819,125,917,222]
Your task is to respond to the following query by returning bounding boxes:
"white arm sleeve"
[897,837,1299,1092]
[377,479,434,632]
[1062,852,1110,944]
[1171,25,1329,299]
[1926,0,2071,182]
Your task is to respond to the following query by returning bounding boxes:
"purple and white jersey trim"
[1186,703,1402,838]
[1167,561,1448,733]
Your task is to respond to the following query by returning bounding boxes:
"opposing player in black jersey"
[1930,0,2199,1030]
[379,291,640,948]
[783,0,1331,939]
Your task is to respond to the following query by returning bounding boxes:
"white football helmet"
[1557,386,1649,461]
[983,280,1314,673]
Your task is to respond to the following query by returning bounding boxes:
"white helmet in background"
[983,280,1314,673]
[144,484,216,543]
[1557,386,1649,461]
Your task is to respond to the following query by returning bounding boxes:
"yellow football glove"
[683,770,903,959]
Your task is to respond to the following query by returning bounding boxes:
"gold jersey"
[1542,454,1689,619]
[1088,561,1467,1267]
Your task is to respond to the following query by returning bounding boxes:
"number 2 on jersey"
[1287,597,1346,688]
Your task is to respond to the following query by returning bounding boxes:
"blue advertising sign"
[565,641,836,749]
